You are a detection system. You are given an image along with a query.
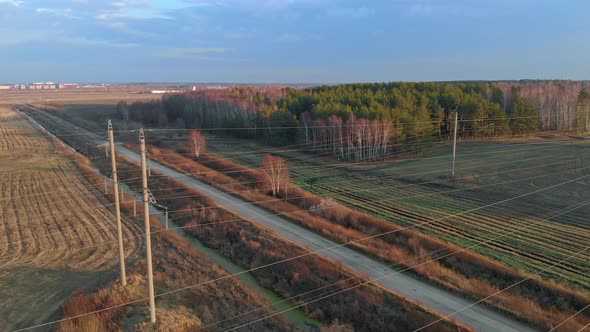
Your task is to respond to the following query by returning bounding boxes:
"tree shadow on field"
[0,265,114,332]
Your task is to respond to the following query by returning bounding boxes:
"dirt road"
[23,106,538,332]
[0,107,142,331]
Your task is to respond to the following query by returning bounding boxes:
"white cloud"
[0,0,23,6]
[183,0,334,12]
[96,10,172,20]
[100,20,159,37]
[96,0,197,20]
[60,37,138,48]
[0,28,138,48]
[392,0,496,17]
[156,47,231,59]
[36,7,77,18]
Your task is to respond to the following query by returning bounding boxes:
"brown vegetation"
[25,102,590,330]
[21,106,292,331]
[144,145,590,331]
[0,107,143,331]
[112,158,468,332]
[57,275,145,332]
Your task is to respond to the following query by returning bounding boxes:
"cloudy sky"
[1,0,589,83]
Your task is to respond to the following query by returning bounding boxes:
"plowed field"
[0,107,142,331]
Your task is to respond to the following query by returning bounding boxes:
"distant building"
[30,82,56,90]
[0,85,11,90]
[151,89,183,94]
[207,85,228,90]
[58,83,80,89]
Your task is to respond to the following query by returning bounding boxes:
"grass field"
[13,106,307,331]
[0,88,159,106]
[37,103,590,289]
[20,103,478,331]
[34,102,590,330]
[205,134,590,290]
[0,107,143,331]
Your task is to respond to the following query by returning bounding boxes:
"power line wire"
[412,246,590,332]
[11,172,590,332]
[549,303,590,332]
[200,199,590,331]
[3,156,579,260]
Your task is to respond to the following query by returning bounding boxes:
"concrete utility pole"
[140,128,156,323]
[165,207,168,229]
[452,111,458,176]
[108,120,127,286]
[147,153,151,177]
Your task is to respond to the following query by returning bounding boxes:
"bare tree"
[116,101,129,129]
[260,154,289,197]
[188,130,206,158]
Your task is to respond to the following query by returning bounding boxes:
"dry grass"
[20,107,294,331]
[111,159,470,332]
[0,107,144,331]
[0,88,159,106]
[145,145,590,331]
[26,102,586,331]
[57,274,147,332]
[136,306,202,332]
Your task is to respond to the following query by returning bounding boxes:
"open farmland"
[20,103,482,331]
[33,102,585,326]
[204,134,590,290]
[8,105,303,331]
[0,88,160,108]
[0,107,143,331]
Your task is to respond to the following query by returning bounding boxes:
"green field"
[46,103,590,290]
[206,134,590,290]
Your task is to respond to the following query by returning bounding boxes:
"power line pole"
[140,128,156,323]
[147,152,151,177]
[452,111,458,176]
[108,120,127,287]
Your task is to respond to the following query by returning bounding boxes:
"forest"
[121,80,590,161]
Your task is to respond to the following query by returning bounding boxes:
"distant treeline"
[119,81,590,161]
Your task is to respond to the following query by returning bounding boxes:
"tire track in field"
[336,187,590,286]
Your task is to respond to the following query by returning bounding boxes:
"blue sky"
[1,0,589,83]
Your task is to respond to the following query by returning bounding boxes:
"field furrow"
[0,107,143,331]
[209,135,590,289]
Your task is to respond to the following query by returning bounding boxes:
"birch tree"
[188,130,206,158]
[260,154,289,197]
